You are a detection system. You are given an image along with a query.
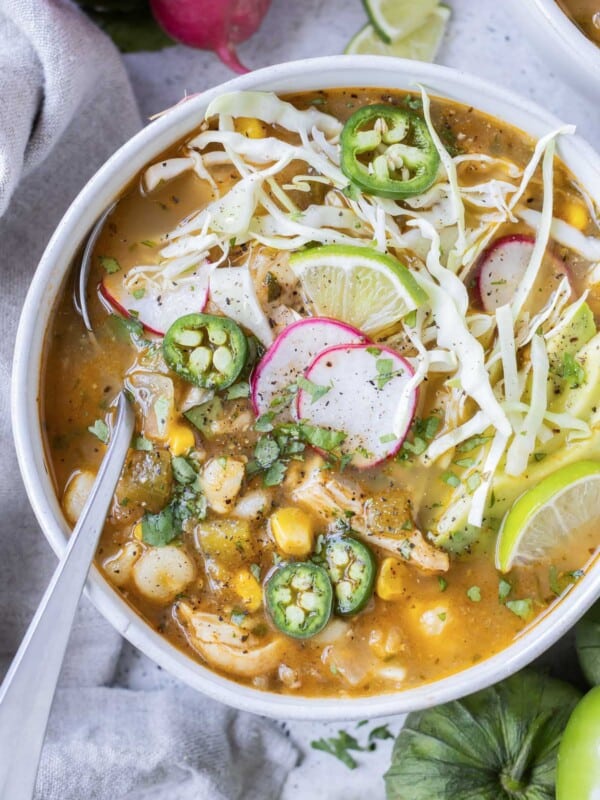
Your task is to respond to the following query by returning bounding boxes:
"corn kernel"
[561,200,588,231]
[376,557,405,601]
[133,522,143,541]
[168,423,195,456]
[234,569,263,612]
[270,507,314,556]
[235,117,267,139]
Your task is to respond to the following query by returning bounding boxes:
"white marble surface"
[117,1,599,797]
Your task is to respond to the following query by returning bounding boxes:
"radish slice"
[297,343,417,469]
[100,266,210,336]
[476,234,570,312]
[251,317,366,420]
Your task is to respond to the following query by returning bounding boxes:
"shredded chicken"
[177,604,284,677]
[292,463,449,573]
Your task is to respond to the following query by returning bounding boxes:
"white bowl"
[509,0,600,99]
[12,56,600,721]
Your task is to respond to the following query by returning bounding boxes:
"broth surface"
[557,0,600,44]
[42,88,600,697]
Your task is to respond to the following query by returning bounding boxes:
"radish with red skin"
[251,317,366,420]
[100,266,210,336]
[149,0,272,74]
[297,343,417,469]
[476,234,571,312]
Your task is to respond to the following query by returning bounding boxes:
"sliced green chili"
[325,536,376,615]
[265,562,333,639]
[340,104,439,199]
[163,313,248,390]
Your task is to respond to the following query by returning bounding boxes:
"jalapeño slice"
[265,562,333,639]
[163,313,248,390]
[325,535,376,615]
[340,104,440,199]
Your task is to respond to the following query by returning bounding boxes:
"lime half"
[346,7,450,61]
[496,460,600,572]
[289,244,427,336]
[362,0,438,43]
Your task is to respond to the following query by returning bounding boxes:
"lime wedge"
[346,7,450,61]
[289,244,427,336]
[362,0,438,43]
[495,460,600,572]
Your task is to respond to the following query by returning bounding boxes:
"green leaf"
[311,730,366,769]
[576,601,600,686]
[457,434,492,453]
[133,435,153,451]
[369,724,393,743]
[75,1,175,53]
[255,412,276,432]
[98,255,121,274]
[385,671,581,800]
[467,585,481,602]
[498,578,512,602]
[557,352,585,388]
[171,456,197,485]
[299,423,346,452]
[141,506,178,547]
[263,460,287,487]
[297,375,331,403]
[255,437,280,469]
[88,418,109,443]
[438,577,448,592]
[132,287,145,300]
[441,471,460,488]
[506,598,534,620]
[225,381,250,400]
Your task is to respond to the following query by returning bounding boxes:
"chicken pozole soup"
[42,88,600,697]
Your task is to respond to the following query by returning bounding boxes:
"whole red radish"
[149,0,272,73]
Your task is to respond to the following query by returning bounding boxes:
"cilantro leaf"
[88,418,109,443]
[98,255,121,274]
[297,375,331,403]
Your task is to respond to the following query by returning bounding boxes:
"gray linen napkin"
[0,1,298,796]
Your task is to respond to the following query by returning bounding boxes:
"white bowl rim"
[11,54,600,721]
[519,0,600,87]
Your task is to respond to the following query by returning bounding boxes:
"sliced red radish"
[100,265,210,336]
[476,234,571,312]
[297,343,417,469]
[251,317,366,420]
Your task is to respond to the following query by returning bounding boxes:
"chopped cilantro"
[299,423,346,452]
[366,346,382,356]
[534,452,547,462]
[498,578,512,602]
[467,585,482,602]
[558,352,585,388]
[141,506,178,547]
[255,412,276,432]
[506,598,534,620]
[133,436,153,451]
[98,255,120,274]
[368,724,393,743]
[404,309,417,327]
[231,609,247,626]
[311,730,364,770]
[457,434,492,453]
[380,432,397,444]
[466,472,482,492]
[263,460,288,486]
[132,287,145,300]
[171,456,197,485]
[254,437,280,469]
[225,381,250,400]
[88,418,109,444]
[441,471,460,488]
[297,375,331,403]
[454,457,476,468]
[250,563,261,582]
[438,577,448,592]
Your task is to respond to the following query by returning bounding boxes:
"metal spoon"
[74,203,115,332]
[0,392,135,799]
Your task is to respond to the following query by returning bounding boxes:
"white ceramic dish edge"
[11,55,600,721]
[508,0,600,100]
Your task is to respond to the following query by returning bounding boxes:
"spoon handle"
[0,393,134,799]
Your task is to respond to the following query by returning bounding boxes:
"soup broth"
[557,0,600,44]
[42,88,600,697]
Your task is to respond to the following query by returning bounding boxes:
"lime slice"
[346,7,450,61]
[495,460,600,572]
[289,244,427,336]
[362,0,438,43]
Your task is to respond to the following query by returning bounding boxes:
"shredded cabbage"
[205,91,342,138]
[511,140,556,319]
[519,207,600,262]
[209,265,274,347]
[505,335,549,476]
[468,430,509,527]
[423,410,489,464]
